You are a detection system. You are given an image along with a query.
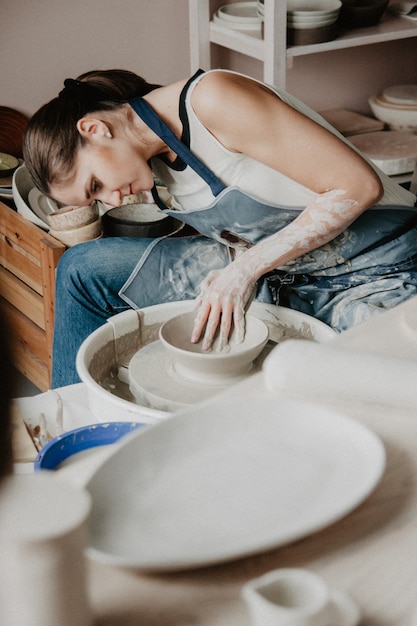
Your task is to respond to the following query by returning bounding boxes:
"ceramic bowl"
[47,202,99,231]
[49,218,102,246]
[34,422,145,471]
[102,203,183,238]
[383,84,417,106]
[159,311,269,384]
[339,0,388,27]
[369,94,417,130]
[287,15,339,28]
[287,22,339,44]
[12,164,50,229]
[214,2,262,30]
[287,0,342,16]
[0,152,19,178]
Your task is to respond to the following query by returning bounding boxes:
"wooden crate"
[0,201,66,390]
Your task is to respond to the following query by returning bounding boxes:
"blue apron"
[120,96,417,331]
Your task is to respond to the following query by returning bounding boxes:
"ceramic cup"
[242,568,341,626]
[0,473,92,626]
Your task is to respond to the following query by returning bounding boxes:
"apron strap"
[129,95,226,209]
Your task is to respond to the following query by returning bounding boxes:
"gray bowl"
[102,203,183,238]
[339,0,389,27]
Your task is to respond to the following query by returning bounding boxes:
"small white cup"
[0,473,92,626]
[242,568,338,626]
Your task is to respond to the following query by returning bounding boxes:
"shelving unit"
[188,0,417,89]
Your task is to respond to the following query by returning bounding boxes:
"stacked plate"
[12,164,58,230]
[287,0,342,45]
[0,170,15,201]
[213,2,262,31]
[369,84,417,131]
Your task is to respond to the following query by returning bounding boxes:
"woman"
[23,68,417,388]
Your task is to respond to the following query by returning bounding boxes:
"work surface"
[86,402,417,626]
[15,297,417,626]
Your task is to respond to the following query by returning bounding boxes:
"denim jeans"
[52,237,151,388]
[52,227,417,388]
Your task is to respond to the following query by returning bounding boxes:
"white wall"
[1,0,417,118]
[212,39,417,115]
[0,0,191,116]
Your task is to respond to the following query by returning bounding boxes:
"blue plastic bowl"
[34,422,145,471]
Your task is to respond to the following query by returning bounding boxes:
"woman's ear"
[77,117,111,141]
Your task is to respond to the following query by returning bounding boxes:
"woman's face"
[49,128,155,207]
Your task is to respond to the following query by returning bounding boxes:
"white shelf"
[209,22,264,60]
[288,12,417,57]
[189,0,417,88]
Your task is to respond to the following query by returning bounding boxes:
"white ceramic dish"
[382,83,417,106]
[84,394,385,571]
[213,13,262,30]
[287,15,339,28]
[349,130,417,175]
[287,7,340,18]
[214,1,262,30]
[369,94,417,131]
[287,0,341,16]
[12,165,50,230]
[0,152,19,178]
[217,1,261,22]
[28,188,52,227]
[76,300,336,424]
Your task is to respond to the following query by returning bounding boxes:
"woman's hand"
[191,262,257,350]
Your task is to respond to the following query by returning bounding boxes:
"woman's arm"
[189,72,383,349]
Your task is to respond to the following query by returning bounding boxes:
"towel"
[263,339,417,408]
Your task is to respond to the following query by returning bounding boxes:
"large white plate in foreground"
[85,386,385,571]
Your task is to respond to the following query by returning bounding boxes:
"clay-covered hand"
[191,262,257,350]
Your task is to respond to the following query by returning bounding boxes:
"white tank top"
[151,70,415,211]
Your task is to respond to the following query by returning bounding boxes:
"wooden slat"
[40,239,64,353]
[10,340,49,392]
[0,297,50,390]
[0,297,48,362]
[0,201,66,388]
[0,233,42,293]
[0,266,44,329]
[0,203,65,294]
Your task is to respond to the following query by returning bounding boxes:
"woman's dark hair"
[23,69,161,195]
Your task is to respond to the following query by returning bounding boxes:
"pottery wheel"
[128,339,275,413]
[349,131,417,175]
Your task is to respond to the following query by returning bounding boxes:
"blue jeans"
[52,238,152,388]
[52,229,417,388]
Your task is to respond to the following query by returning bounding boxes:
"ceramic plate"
[28,187,52,226]
[85,392,385,571]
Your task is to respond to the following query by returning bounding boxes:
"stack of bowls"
[287,0,342,45]
[213,2,262,32]
[48,202,102,246]
[369,84,417,131]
